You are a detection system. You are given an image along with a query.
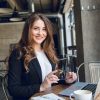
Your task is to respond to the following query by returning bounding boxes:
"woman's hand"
[40,70,59,91]
[65,72,77,84]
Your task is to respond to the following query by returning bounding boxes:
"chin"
[36,39,45,43]
[36,41,43,44]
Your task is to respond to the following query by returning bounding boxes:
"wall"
[0,22,24,61]
[80,0,100,82]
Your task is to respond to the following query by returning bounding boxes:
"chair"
[1,44,17,100]
[76,62,85,82]
[0,59,12,100]
[2,74,12,100]
[77,61,100,84]
[89,61,100,84]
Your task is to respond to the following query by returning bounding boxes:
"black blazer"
[8,49,56,100]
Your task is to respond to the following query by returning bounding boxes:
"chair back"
[89,61,100,84]
[77,61,100,84]
[0,59,12,100]
[2,74,12,100]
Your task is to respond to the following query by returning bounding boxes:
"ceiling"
[6,0,66,13]
[0,0,66,22]
[0,0,74,15]
[0,0,74,23]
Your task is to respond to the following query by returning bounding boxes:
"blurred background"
[0,0,100,88]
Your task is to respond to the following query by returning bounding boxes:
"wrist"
[40,84,45,92]
[40,83,47,92]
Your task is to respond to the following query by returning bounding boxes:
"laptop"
[58,81,99,97]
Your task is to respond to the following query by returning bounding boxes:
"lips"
[36,36,43,39]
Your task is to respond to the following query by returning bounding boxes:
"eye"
[32,27,39,30]
[43,28,46,31]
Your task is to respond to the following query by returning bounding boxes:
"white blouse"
[35,51,52,82]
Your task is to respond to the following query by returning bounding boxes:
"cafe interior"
[0,0,100,100]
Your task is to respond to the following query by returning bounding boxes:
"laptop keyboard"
[82,84,97,94]
[58,82,97,97]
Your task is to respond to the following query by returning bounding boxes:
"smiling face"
[19,13,58,66]
[29,19,47,48]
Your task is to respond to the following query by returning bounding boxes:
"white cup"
[70,90,93,100]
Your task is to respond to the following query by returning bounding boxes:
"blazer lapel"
[32,58,42,82]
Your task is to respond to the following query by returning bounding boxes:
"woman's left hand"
[65,72,77,84]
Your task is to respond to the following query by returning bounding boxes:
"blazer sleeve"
[8,49,40,98]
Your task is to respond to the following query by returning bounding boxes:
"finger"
[70,72,76,77]
[68,72,73,77]
[66,72,73,80]
[68,72,73,75]
[51,80,58,83]
[49,75,59,81]
[72,73,77,80]
[51,70,58,74]
[52,76,60,81]
[68,72,77,81]
[69,72,76,77]
[50,77,59,83]
[51,74,59,79]
[66,72,71,77]
[47,70,58,77]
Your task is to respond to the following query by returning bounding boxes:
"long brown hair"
[18,12,58,70]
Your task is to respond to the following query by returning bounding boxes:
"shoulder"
[9,48,21,60]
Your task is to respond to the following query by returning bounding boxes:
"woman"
[8,12,77,100]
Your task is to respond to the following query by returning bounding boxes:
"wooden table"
[30,84,74,100]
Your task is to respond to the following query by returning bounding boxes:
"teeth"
[36,37,42,39]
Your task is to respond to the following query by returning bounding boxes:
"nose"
[37,29,43,35]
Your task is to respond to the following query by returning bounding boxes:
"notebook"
[30,93,65,100]
[58,81,98,97]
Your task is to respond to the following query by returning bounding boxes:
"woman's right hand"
[40,70,59,91]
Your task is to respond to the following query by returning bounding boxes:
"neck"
[33,44,42,52]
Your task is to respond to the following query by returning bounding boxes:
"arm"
[8,49,40,98]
